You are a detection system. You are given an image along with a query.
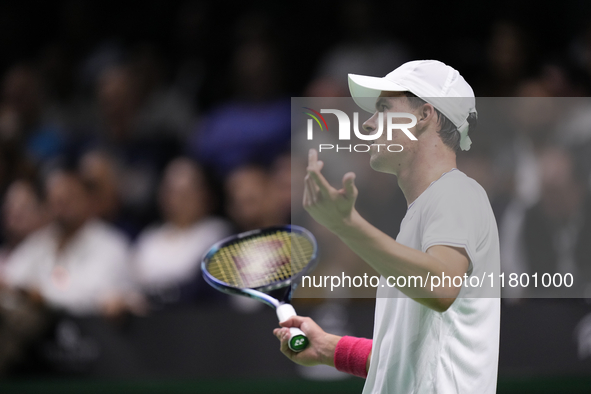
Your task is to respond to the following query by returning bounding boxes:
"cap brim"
[348,74,408,113]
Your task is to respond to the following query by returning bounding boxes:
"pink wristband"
[334,336,373,378]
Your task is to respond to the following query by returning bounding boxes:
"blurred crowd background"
[1,0,591,388]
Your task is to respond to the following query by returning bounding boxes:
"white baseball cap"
[348,60,476,151]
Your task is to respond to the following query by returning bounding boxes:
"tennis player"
[274,60,500,393]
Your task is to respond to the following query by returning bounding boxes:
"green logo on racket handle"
[289,335,309,352]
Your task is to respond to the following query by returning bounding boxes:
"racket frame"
[201,224,318,305]
[201,225,318,352]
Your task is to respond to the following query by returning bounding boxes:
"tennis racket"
[202,225,318,352]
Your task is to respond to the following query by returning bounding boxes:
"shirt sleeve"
[420,177,484,275]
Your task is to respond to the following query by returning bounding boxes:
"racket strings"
[206,231,314,289]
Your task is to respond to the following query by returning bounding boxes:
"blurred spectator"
[497,81,562,208]
[78,150,120,223]
[501,147,591,298]
[0,180,48,273]
[0,181,51,375]
[557,98,591,188]
[92,65,158,233]
[77,148,148,240]
[269,152,292,223]
[189,39,290,178]
[130,44,195,140]
[497,90,564,297]
[535,62,587,97]
[0,64,66,164]
[476,20,531,96]
[3,169,132,316]
[76,64,183,236]
[457,145,510,220]
[132,158,231,307]
[225,165,284,231]
[95,65,141,142]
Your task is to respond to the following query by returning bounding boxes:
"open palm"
[303,149,358,233]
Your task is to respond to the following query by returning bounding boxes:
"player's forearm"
[335,210,462,308]
[319,333,341,367]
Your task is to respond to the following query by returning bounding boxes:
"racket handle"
[276,304,309,352]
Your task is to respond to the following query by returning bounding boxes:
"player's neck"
[396,144,457,207]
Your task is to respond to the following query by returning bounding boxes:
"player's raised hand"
[273,315,341,367]
[303,149,358,233]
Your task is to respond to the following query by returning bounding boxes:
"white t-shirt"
[132,217,231,289]
[363,169,501,394]
[4,220,131,315]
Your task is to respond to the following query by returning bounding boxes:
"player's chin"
[369,154,391,173]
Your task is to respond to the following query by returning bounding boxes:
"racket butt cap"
[288,328,309,352]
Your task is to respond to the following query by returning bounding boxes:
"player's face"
[362,91,418,174]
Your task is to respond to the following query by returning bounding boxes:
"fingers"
[307,149,332,195]
[274,327,289,340]
[304,149,329,208]
[308,169,332,195]
[304,173,319,208]
[279,315,308,330]
[307,149,323,171]
[342,172,358,200]
[279,332,292,355]
[308,148,318,168]
[273,327,293,357]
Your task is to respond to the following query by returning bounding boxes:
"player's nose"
[362,112,378,133]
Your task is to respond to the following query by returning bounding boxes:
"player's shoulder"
[429,169,487,201]
[418,169,491,217]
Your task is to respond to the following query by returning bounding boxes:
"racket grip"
[276,304,309,352]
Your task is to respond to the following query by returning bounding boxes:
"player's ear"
[418,103,436,126]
